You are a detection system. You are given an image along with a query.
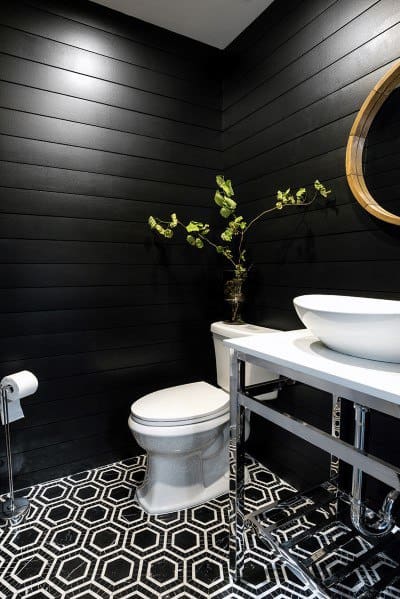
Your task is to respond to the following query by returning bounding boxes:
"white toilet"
[128,321,278,514]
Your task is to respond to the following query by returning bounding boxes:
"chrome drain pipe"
[351,404,399,537]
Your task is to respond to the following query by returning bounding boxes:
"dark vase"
[224,274,246,324]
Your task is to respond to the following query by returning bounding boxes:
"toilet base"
[135,470,229,514]
[135,462,250,514]
[133,430,230,515]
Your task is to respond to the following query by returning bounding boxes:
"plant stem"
[176,219,237,269]
[244,192,318,234]
[237,229,245,265]
[198,232,237,268]
[244,206,278,233]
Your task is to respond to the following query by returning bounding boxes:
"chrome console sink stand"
[229,350,400,598]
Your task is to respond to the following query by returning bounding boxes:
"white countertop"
[224,329,400,406]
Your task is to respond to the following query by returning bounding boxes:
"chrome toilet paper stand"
[0,384,29,525]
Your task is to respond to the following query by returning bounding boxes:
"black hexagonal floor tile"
[81,504,109,524]
[98,469,121,483]
[245,486,266,503]
[91,528,119,552]
[69,471,92,483]
[211,530,229,555]
[119,504,145,525]
[192,506,218,525]
[99,552,138,590]
[0,453,392,599]
[253,470,275,485]
[50,526,81,552]
[45,503,74,524]
[74,485,99,502]
[149,556,177,584]
[173,529,200,552]
[41,484,69,502]
[193,557,224,586]
[10,553,47,584]
[58,555,90,583]
[241,559,269,587]
[11,526,42,549]
[141,551,181,594]
[132,529,159,552]
[107,484,132,503]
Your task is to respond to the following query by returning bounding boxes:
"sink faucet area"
[294,294,400,363]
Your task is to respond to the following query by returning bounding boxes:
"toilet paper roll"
[0,370,38,424]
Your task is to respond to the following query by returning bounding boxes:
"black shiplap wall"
[0,0,222,490]
[223,0,400,500]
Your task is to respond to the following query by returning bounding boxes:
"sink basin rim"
[294,294,400,316]
[293,294,400,363]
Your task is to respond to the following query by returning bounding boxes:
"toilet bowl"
[129,381,229,514]
[129,321,278,514]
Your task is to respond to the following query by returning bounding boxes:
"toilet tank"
[210,321,279,396]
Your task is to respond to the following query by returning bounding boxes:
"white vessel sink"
[293,294,400,363]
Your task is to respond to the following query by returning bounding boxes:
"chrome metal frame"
[350,403,400,537]
[330,395,341,480]
[229,356,246,579]
[229,348,400,593]
[0,385,30,525]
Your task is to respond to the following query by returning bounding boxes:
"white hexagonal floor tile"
[0,454,395,599]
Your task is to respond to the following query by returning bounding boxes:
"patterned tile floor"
[0,455,398,598]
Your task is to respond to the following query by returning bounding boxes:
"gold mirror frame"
[346,61,400,225]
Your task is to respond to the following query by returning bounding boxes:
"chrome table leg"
[229,351,246,582]
[351,403,399,537]
[330,395,341,480]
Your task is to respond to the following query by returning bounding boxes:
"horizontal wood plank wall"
[0,0,222,490]
[223,0,400,500]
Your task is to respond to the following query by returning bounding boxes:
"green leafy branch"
[148,175,331,278]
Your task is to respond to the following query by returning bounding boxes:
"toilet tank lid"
[131,381,228,424]
[211,321,278,338]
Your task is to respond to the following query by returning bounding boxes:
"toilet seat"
[130,381,228,427]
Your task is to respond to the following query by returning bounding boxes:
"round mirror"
[346,61,400,225]
[363,86,400,217]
